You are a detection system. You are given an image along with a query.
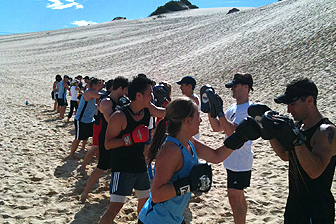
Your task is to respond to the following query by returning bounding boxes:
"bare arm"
[104,111,126,150]
[269,139,289,161]
[83,89,101,101]
[191,137,234,163]
[63,82,70,91]
[207,114,237,135]
[148,102,166,118]
[99,98,114,122]
[151,142,183,203]
[295,124,336,179]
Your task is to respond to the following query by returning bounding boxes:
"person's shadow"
[54,157,80,178]
[70,199,110,224]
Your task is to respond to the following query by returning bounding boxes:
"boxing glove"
[248,104,273,140]
[261,111,305,151]
[224,116,261,150]
[173,163,212,196]
[206,89,224,118]
[122,125,149,146]
[200,85,215,113]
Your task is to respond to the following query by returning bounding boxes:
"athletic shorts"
[74,120,93,140]
[110,171,150,201]
[227,169,251,190]
[92,120,102,146]
[58,98,68,107]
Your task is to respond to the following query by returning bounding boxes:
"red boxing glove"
[122,125,149,146]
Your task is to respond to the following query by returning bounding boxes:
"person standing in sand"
[176,76,201,140]
[52,75,62,112]
[70,77,101,158]
[204,73,255,224]
[57,75,70,119]
[80,77,129,202]
[66,79,80,123]
[138,97,261,224]
[99,75,165,224]
[259,78,336,224]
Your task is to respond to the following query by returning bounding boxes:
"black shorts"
[58,98,68,106]
[227,169,251,190]
[74,120,93,140]
[110,171,150,196]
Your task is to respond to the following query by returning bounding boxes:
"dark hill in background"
[150,0,198,16]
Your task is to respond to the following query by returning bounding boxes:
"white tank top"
[70,86,79,101]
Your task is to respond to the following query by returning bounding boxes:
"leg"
[81,145,99,170]
[81,167,104,202]
[59,106,66,119]
[137,197,149,214]
[70,139,80,158]
[227,189,247,224]
[67,101,74,122]
[81,139,88,150]
[99,202,124,224]
[54,100,58,111]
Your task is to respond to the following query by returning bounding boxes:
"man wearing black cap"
[207,73,254,224]
[267,78,336,223]
[177,75,201,139]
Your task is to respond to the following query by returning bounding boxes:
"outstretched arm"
[148,102,166,118]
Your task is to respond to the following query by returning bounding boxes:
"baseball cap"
[225,73,254,91]
[275,78,318,104]
[64,75,70,79]
[176,76,196,89]
[84,76,90,80]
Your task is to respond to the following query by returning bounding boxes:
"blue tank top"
[139,136,198,224]
[74,90,96,123]
[57,81,67,99]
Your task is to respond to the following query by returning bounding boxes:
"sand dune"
[0,0,335,223]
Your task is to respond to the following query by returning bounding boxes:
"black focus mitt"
[260,111,305,151]
[173,163,212,196]
[206,89,224,118]
[200,85,214,113]
[153,84,170,107]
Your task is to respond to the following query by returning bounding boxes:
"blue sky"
[0,0,276,35]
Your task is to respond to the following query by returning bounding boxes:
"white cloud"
[71,20,97,26]
[47,0,83,10]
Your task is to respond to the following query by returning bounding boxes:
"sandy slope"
[0,0,335,223]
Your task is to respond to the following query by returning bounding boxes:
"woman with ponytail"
[138,97,260,224]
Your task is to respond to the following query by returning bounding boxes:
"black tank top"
[287,118,336,221]
[110,105,150,173]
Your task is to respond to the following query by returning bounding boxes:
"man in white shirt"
[208,73,254,224]
[176,75,201,140]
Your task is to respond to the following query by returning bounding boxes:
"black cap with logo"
[225,73,254,91]
[274,78,318,104]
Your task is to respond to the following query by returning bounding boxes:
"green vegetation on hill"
[150,0,198,17]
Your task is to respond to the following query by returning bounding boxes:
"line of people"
[50,73,335,224]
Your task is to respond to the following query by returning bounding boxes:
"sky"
[0,0,277,35]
